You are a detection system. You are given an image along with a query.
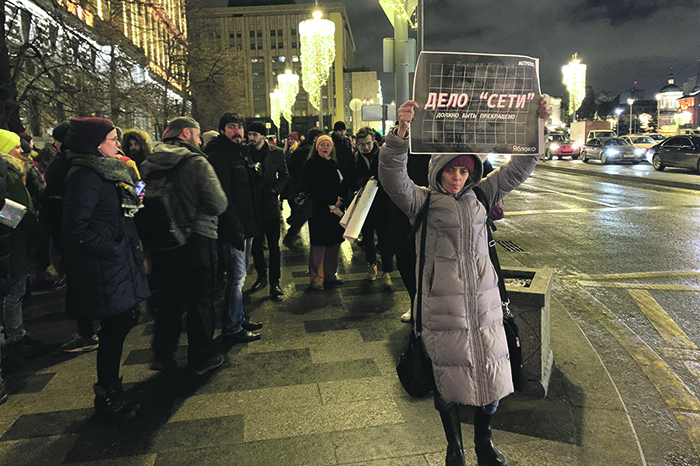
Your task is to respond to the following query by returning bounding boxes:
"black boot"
[439,405,466,466]
[474,406,508,466]
[93,378,140,422]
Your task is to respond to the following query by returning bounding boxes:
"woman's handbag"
[294,191,313,218]
[503,303,529,392]
[396,193,434,397]
[396,330,434,397]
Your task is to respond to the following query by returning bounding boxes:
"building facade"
[342,69,381,134]
[3,0,187,137]
[190,1,355,135]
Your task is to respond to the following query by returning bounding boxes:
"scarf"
[67,151,141,217]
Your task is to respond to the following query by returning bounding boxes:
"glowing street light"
[627,98,635,135]
[299,10,335,126]
[277,69,300,125]
[562,54,586,120]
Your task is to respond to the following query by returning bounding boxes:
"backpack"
[134,155,194,251]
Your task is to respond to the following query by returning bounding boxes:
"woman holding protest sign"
[379,98,550,466]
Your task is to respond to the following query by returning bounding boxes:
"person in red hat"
[61,117,150,422]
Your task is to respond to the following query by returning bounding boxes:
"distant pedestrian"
[302,135,348,290]
[246,121,289,299]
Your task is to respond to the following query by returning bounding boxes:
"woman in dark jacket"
[62,117,150,422]
[301,135,347,290]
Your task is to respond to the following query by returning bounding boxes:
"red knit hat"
[70,117,114,149]
[287,132,299,142]
[444,154,476,172]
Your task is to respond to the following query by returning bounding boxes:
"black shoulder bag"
[396,192,435,397]
[473,186,529,392]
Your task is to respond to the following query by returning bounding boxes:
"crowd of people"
[0,97,550,466]
[0,114,412,420]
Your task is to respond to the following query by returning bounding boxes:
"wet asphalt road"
[493,157,700,465]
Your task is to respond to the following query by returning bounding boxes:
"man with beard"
[144,117,228,376]
[121,130,152,170]
[246,122,288,299]
[205,113,264,344]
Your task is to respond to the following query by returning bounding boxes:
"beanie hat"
[52,121,70,143]
[18,132,32,144]
[333,121,346,131]
[247,121,267,135]
[70,117,115,149]
[287,132,299,142]
[0,129,20,155]
[443,154,476,173]
[162,116,200,140]
[20,139,32,155]
[315,134,333,151]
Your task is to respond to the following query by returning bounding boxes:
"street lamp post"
[655,93,662,132]
[627,98,635,135]
[615,108,623,135]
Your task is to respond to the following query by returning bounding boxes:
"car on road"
[642,132,666,142]
[647,135,700,172]
[620,135,657,162]
[544,133,580,160]
[580,137,647,164]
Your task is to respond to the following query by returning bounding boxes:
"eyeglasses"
[106,137,120,142]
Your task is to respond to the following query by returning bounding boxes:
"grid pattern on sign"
[422,62,534,147]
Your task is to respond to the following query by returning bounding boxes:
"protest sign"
[410,51,543,156]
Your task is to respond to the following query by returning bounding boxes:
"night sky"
[206,0,700,104]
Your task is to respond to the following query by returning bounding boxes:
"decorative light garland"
[277,69,299,124]
[378,0,418,29]
[299,10,335,111]
[270,89,282,131]
[562,54,586,118]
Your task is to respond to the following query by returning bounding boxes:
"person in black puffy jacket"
[62,117,150,422]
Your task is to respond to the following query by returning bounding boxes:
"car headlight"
[634,148,645,155]
[572,143,580,150]
[605,149,620,156]
[550,143,560,150]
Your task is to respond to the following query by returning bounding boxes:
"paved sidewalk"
[0,237,646,465]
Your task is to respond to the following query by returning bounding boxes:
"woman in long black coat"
[62,117,149,422]
[302,135,347,290]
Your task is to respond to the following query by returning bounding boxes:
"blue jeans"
[1,275,27,344]
[222,239,253,335]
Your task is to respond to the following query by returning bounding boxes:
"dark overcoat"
[62,159,150,319]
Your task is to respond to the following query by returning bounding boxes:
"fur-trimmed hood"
[122,129,152,163]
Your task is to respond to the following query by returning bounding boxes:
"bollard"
[503,267,553,397]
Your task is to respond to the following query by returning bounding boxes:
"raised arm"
[378,101,427,222]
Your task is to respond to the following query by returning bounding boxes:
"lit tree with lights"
[299,10,335,126]
[562,54,586,122]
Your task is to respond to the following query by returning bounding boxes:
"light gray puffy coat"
[379,131,538,406]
